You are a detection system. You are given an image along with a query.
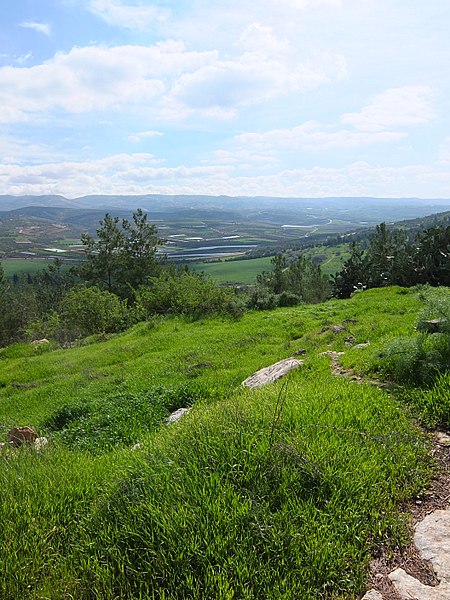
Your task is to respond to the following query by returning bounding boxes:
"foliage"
[77,209,164,297]
[0,286,436,599]
[135,270,244,319]
[251,253,329,308]
[61,285,130,338]
[331,242,368,299]
[373,286,450,387]
[333,223,450,297]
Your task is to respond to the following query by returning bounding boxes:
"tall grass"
[0,287,438,598]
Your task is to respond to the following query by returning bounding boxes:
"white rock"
[389,567,446,599]
[167,407,191,424]
[389,507,450,599]
[242,358,303,389]
[415,509,450,582]
[131,443,141,451]
[34,437,48,451]
[436,432,450,447]
[361,590,383,600]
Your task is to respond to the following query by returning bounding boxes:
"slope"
[0,287,441,599]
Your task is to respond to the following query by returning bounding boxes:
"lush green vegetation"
[2,286,448,599]
[1,209,449,598]
[190,256,273,284]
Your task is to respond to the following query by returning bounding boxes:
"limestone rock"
[389,507,450,599]
[7,426,37,447]
[361,590,383,600]
[242,358,303,389]
[331,325,346,334]
[34,437,48,451]
[418,319,447,334]
[168,407,191,423]
[415,509,450,582]
[389,567,445,599]
[436,431,450,447]
[31,338,50,345]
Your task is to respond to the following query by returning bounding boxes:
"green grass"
[0,287,440,599]
[190,256,273,284]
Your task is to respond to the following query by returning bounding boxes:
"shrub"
[61,286,129,338]
[375,287,450,387]
[136,272,244,319]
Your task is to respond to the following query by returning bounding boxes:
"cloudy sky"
[0,0,449,199]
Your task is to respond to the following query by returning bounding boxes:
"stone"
[167,407,191,423]
[418,319,447,334]
[241,358,303,389]
[436,432,450,447]
[389,568,445,599]
[292,349,307,356]
[34,437,48,451]
[331,325,346,334]
[352,342,371,350]
[415,509,450,582]
[31,338,50,345]
[131,443,141,451]
[389,507,450,599]
[361,590,383,600]
[7,426,37,447]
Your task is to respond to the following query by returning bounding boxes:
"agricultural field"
[1,286,448,599]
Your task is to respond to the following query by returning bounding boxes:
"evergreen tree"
[331,242,367,298]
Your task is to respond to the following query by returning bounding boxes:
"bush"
[375,287,450,387]
[278,291,301,307]
[136,272,244,320]
[61,285,130,338]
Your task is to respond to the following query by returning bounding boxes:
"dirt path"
[320,350,450,600]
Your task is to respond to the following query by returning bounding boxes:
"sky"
[1,0,450,199]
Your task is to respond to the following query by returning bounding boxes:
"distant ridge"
[2,193,450,213]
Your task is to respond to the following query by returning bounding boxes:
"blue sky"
[0,0,450,199]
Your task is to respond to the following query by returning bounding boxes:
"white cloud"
[88,0,171,31]
[19,21,51,36]
[212,118,405,170]
[0,42,214,121]
[0,31,346,124]
[2,151,450,199]
[163,32,347,120]
[341,86,437,132]
[128,130,163,142]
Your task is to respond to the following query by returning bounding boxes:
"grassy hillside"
[0,287,441,599]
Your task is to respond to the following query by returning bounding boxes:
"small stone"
[292,349,307,356]
[352,342,371,350]
[436,432,450,447]
[7,426,37,447]
[361,590,383,600]
[331,325,346,334]
[34,437,48,451]
[131,443,141,451]
[168,407,191,423]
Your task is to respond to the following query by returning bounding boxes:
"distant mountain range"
[2,194,450,225]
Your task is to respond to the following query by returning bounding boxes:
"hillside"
[1,286,449,599]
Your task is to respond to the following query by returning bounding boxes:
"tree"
[77,210,164,298]
[120,208,164,296]
[331,242,367,298]
[33,258,75,313]
[413,226,450,286]
[78,213,125,294]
